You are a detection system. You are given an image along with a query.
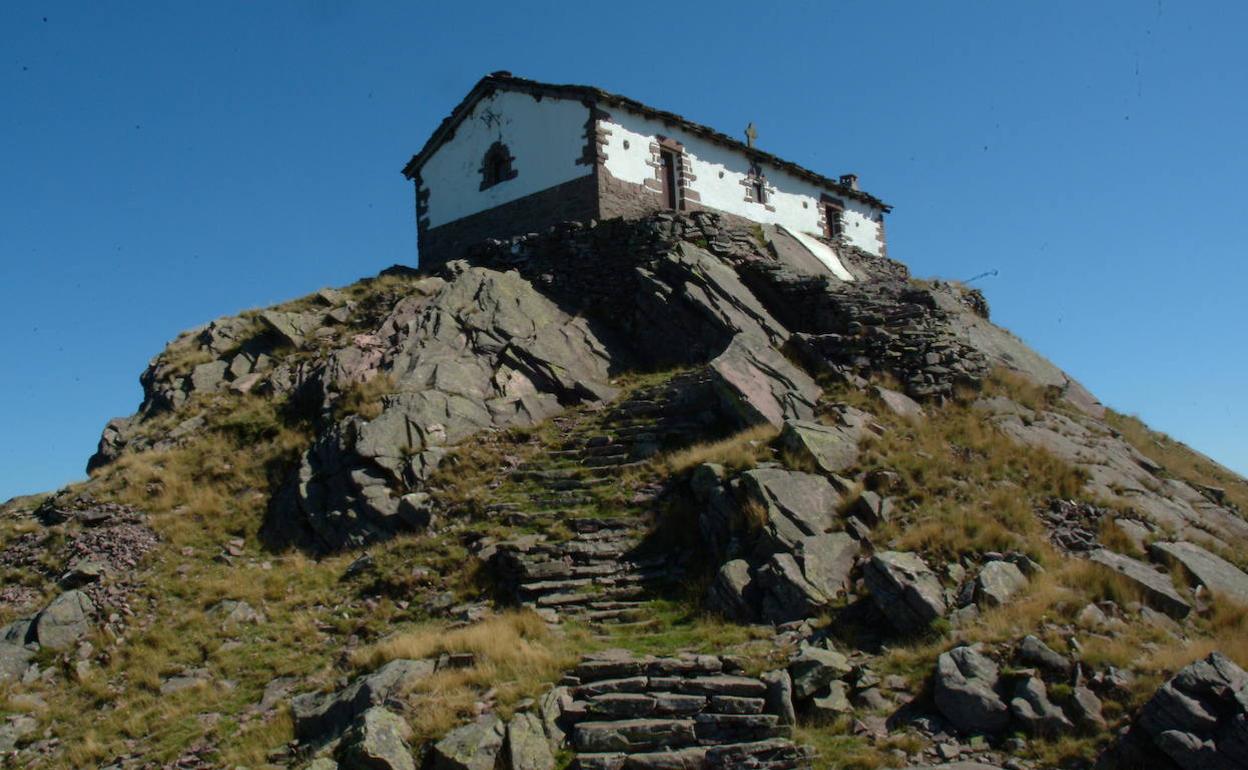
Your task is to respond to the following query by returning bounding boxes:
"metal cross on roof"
[744,122,757,148]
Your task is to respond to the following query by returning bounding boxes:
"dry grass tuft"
[660,423,778,475]
[350,610,578,741]
[335,373,398,421]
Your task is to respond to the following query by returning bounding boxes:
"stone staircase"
[554,650,813,770]
[488,367,721,515]
[475,369,725,625]
[489,518,671,625]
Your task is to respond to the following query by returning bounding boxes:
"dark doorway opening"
[660,150,679,210]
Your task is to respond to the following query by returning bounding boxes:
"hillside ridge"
[2,211,1247,770]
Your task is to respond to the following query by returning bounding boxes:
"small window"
[753,179,767,205]
[479,142,516,190]
[825,203,844,239]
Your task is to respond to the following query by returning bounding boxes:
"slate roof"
[401,72,891,212]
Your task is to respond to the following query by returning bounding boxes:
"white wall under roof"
[420,90,591,229]
[600,109,885,255]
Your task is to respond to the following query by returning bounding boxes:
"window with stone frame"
[479,141,518,190]
[749,165,768,205]
[823,199,845,239]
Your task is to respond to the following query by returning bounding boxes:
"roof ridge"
[401,73,890,211]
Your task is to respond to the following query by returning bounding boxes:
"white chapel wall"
[599,109,885,255]
[421,91,591,229]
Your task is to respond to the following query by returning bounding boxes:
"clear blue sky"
[2,1,1245,501]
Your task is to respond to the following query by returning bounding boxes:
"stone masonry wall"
[418,173,600,271]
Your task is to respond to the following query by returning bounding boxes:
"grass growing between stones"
[349,610,583,743]
[1105,409,1248,516]
[659,423,779,476]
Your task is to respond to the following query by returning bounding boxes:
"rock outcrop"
[1116,652,1248,770]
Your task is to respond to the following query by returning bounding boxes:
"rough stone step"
[583,456,648,469]
[703,738,813,770]
[535,585,649,608]
[693,713,781,744]
[573,718,698,753]
[582,443,633,458]
[586,692,708,718]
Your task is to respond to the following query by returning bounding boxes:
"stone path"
[557,650,812,770]
[477,369,721,626]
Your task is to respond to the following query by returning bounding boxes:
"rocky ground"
[2,212,1247,769]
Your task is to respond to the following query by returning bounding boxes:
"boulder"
[292,658,435,742]
[340,706,416,770]
[756,553,829,623]
[933,646,1010,734]
[788,646,851,700]
[1148,541,1248,606]
[1088,549,1191,619]
[1009,676,1072,736]
[431,714,506,770]
[538,686,571,751]
[1127,652,1248,770]
[706,559,756,622]
[973,561,1028,608]
[794,532,859,598]
[34,590,94,652]
[872,386,925,420]
[1015,635,1072,677]
[709,335,819,428]
[0,620,35,684]
[1070,685,1107,730]
[810,680,852,716]
[777,419,860,476]
[864,551,947,635]
[739,468,840,553]
[760,669,796,726]
[0,715,37,752]
[209,599,266,625]
[847,490,892,528]
[507,712,556,770]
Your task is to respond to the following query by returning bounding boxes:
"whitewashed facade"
[404,74,890,268]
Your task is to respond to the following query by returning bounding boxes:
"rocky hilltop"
[2,212,1247,770]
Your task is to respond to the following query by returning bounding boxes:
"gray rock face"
[1129,652,1248,770]
[739,468,840,554]
[776,418,861,476]
[933,646,1009,734]
[1149,541,1248,606]
[864,551,948,635]
[975,396,1248,549]
[872,386,925,420]
[810,680,852,716]
[34,590,94,652]
[1088,549,1191,619]
[973,560,1028,608]
[709,335,819,429]
[788,646,851,700]
[755,553,829,624]
[506,712,556,770]
[292,658,435,742]
[0,620,35,684]
[274,266,618,552]
[706,559,756,623]
[340,706,416,770]
[0,715,37,752]
[431,714,506,770]
[760,669,796,726]
[794,532,859,599]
